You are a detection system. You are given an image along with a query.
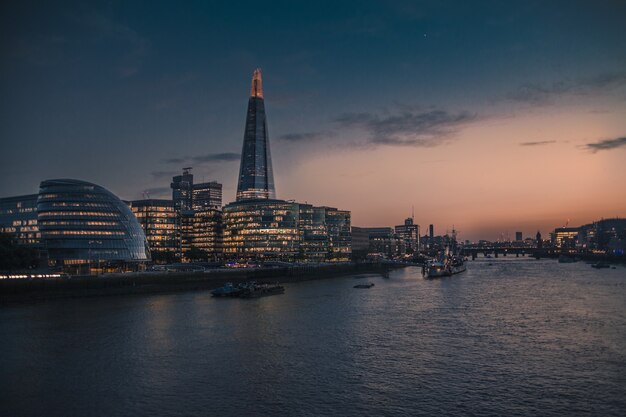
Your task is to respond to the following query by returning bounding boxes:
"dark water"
[1,258,625,416]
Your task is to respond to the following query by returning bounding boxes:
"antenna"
[412,205,414,219]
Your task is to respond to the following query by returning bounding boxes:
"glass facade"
[129,199,178,253]
[37,179,150,265]
[0,194,41,246]
[223,200,299,261]
[223,200,351,262]
[192,181,222,210]
[236,69,276,201]
[186,208,223,260]
[395,217,420,253]
[324,207,352,261]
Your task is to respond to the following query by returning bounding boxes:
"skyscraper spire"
[236,68,276,201]
[250,68,263,98]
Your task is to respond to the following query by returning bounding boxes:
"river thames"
[1,258,625,416]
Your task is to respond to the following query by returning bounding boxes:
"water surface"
[1,258,625,416]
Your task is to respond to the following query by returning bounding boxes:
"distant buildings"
[395,217,419,254]
[0,194,40,247]
[515,231,523,241]
[552,227,580,249]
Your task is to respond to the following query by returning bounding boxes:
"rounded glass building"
[37,179,150,266]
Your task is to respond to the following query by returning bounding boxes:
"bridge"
[459,246,560,259]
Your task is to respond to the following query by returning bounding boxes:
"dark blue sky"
[2,0,625,237]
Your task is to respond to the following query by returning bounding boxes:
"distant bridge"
[460,247,560,259]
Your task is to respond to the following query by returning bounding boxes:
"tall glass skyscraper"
[236,68,276,201]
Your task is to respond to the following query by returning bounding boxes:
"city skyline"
[1,1,625,240]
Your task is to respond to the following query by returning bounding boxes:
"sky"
[1,0,625,240]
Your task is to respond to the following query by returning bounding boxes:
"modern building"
[223,199,300,261]
[236,68,276,201]
[37,179,150,269]
[0,194,41,247]
[577,218,626,253]
[223,69,351,262]
[395,217,419,254]
[350,226,371,257]
[299,204,329,262]
[129,199,178,256]
[552,227,580,248]
[184,208,223,260]
[193,181,222,209]
[171,168,194,211]
[324,207,351,261]
[515,231,523,241]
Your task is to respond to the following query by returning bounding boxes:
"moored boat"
[353,283,375,289]
[211,282,242,297]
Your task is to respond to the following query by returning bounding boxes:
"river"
[1,258,625,416]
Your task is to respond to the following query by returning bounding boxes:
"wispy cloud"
[151,170,178,179]
[519,140,556,146]
[162,152,240,164]
[278,131,332,142]
[508,71,626,104]
[333,109,479,147]
[583,136,626,152]
[142,187,171,198]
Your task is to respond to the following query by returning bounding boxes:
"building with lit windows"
[236,68,276,201]
[395,217,419,254]
[324,207,351,261]
[223,199,300,261]
[171,168,194,211]
[193,181,222,209]
[129,199,178,255]
[552,227,580,248]
[37,179,150,269]
[0,194,41,247]
[223,69,351,263]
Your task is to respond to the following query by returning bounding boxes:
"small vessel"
[211,282,242,297]
[591,262,610,269]
[353,283,375,289]
[238,281,285,298]
[558,254,577,263]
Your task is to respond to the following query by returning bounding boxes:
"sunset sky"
[1,0,625,240]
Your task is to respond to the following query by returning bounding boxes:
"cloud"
[151,170,178,179]
[333,109,479,147]
[508,71,626,104]
[583,136,626,152]
[142,187,171,198]
[162,152,240,164]
[278,132,332,142]
[519,140,556,146]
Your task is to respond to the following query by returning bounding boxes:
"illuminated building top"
[236,68,276,201]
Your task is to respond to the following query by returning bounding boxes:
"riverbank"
[0,262,402,304]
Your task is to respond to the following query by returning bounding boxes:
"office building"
[223,69,351,262]
[171,168,194,211]
[552,227,580,248]
[0,194,40,247]
[129,199,178,256]
[193,181,222,209]
[515,231,523,241]
[395,217,419,253]
[236,68,276,201]
[223,199,300,261]
[37,179,150,269]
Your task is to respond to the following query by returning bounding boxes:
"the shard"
[236,68,276,201]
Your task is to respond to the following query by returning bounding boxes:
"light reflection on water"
[1,258,625,416]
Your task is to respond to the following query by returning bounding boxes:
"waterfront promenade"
[0,262,400,303]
